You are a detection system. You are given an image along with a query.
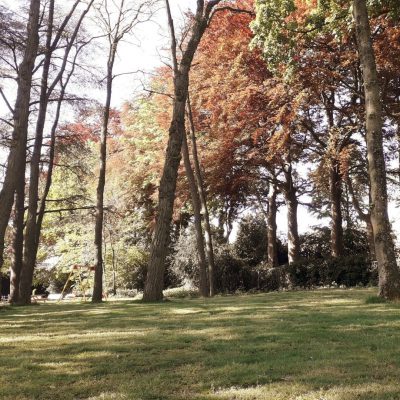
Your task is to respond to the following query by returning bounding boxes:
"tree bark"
[19,0,54,305]
[182,132,209,297]
[0,0,40,274]
[283,161,300,263]
[143,0,220,301]
[187,97,216,296]
[9,183,25,304]
[329,161,344,257]
[353,0,400,299]
[267,183,278,268]
[92,74,112,303]
[366,220,376,261]
[92,46,116,302]
[346,176,376,259]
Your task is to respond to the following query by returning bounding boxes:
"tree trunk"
[346,176,376,259]
[329,162,344,257]
[143,0,216,301]
[187,97,216,296]
[366,220,376,261]
[143,73,188,301]
[0,0,40,273]
[353,0,400,299]
[283,162,300,263]
[9,183,25,304]
[182,132,209,297]
[267,183,278,268]
[19,0,55,305]
[93,58,114,302]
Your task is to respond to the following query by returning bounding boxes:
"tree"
[143,0,228,302]
[352,0,400,299]
[0,0,40,276]
[181,128,209,297]
[18,0,95,305]
[92,0,155,302]
[253,0,400,298]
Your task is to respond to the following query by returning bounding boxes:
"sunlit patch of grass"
[1,288,400,399]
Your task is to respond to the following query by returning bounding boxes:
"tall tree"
[19,0,95,305]
[143,0,227,301]
[186,97,216,295]
[92,0,154,302]
[352,0,400,299]
[0,0,40,274]
[181,130,209,297]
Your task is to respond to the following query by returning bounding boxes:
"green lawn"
[1,288,400,400]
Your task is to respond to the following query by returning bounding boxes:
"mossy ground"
[1,288,400,400]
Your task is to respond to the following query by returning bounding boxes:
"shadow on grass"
[1,288,400,400]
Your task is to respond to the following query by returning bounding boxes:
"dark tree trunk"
[283,162,300,263]
[346,177,376,259]
[187,97,216,296]
[0,0,40,273]
[19,0,54,305]
[329,162,344,258]
[366,220,376,261]
[267,183,278,268]
[353,0,400,299]
[182,132,209,297]
[9,182,25,304]
[143,0,220,301]
[93,53,115,302]
[143,73,188,301]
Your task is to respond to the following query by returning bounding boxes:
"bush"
[163,286,199,299]
[300,227,371,259]
[107,247,149,291]
[215,245,250,292]
[281,254,375,289]
[234,215,267,267]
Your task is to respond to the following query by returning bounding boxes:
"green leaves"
[251,0,352,75]
[250,0,298,73]
[252,0,399,76]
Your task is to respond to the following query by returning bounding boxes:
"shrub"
[234,215,267,267]
[215,245,249,292]
[282,254,374,289]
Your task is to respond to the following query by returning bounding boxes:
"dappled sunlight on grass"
[86,393,127,400]
[212,382,400,400]
[1,288,400,399]
[169,307,205,315]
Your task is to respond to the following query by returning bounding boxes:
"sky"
[0,0,399,242]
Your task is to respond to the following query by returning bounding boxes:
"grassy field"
[1,288,400,400]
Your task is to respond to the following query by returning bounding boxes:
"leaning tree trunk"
[267,183,279,268]
[182,132,209,297]
[353,0,400,299]
[329,161,344,257]
[0,0,40,273]
[143,0,217,301]
[143,73,189,301]
[283,161,300,263]
[187,97,217,296]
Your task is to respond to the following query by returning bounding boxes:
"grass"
[1,288,400,400]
